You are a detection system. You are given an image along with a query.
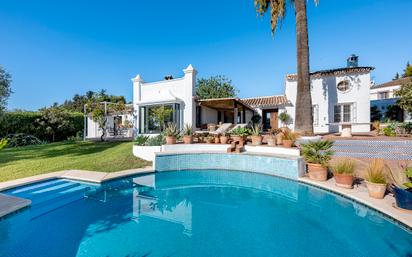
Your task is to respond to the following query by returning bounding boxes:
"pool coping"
[0,167,154,218]
[298,177,412,229]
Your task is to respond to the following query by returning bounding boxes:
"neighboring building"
[370,76,412,122]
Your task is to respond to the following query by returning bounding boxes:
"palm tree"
[255,0,316,134]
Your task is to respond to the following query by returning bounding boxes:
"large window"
[378,91,389,99]
[334,103,352,123]
[139,103,181,134]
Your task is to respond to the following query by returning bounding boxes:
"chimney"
[347,54,359,68]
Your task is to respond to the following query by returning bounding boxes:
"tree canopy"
[403,62,412,78]
[60,89,126,112]
[196,75,238,99]
[395,79,412,115]
[0,66,12,116]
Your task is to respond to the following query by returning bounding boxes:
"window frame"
[333,103,353,123]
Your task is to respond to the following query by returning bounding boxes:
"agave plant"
[182,123,193,136]
[388,161,412,190]
[301,140,334,166]
[250,124,262,136]
[163,123,179,137]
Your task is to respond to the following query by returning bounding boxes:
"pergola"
[197,98,256,124]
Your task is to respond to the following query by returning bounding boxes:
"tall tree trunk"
[294,0,313,135]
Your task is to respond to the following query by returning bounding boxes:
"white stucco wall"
[370,85,400,100]
[132,65,197,133]
[285,71,371,133]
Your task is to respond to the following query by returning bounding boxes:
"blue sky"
[1,0,411,110]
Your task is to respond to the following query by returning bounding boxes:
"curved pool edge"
[298,177,412,230]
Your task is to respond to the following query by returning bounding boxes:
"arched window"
[337,80,350,92]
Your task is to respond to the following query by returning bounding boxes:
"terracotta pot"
[267,136,276,147]
[334,173,354,189]
[366,181,387,199]
[276,133,283,145]
[251,135,263,146]
[214,137,220,144]
[220,136,228,144]
[282,139,293,148]
[231,136,244,144]
[183,135,193,144]
[307,163,328,181]
[165,136,176,145]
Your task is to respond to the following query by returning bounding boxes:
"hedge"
[0,111,84,142]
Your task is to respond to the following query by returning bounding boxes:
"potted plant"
[388,162,412,210]
[206,135,215,144]
[220,132,229,144]
[250,124,263,146]
[182,123,193,144]
[364,159,387,199]
[330,158,356,189]
[230,127,250,144]
[301,140,334,181]
[267,128,281,146]
[163,123,179,145]
[214,135,220,144]
[278,112,290,128]
[281,130,299,148]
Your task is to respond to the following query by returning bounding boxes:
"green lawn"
[0,141,151,182]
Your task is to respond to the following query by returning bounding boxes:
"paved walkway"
[332,140,412,160]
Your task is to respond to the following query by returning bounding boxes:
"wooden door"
[270,112,278,129]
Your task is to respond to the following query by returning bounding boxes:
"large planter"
[282,140,293,148]
[183,135,193,144]
[231,136,245,144]
[267,136,276,147]
[165,136,176,145]
[251,135,263,146]
[365,181,387,199]
[334,173,354,189]
[393,186,412,210]
[307,163,328,181]
[214,137,220,144]
[220,136,229,144]
[276,133,283,145]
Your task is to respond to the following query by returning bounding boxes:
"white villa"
[86,55,374,139]
[370,76,411,122]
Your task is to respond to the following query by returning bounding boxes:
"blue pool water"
[0,170,411,257]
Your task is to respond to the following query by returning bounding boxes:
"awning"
[197,98,255,111]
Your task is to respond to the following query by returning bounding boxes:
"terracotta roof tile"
[370,77,412,89]
[286,67,374,80]
[241,95,289,107]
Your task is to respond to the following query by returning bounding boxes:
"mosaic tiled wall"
[155,153,305,180]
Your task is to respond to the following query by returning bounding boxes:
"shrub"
[383,126,396,137]
[230,127,251,136]
[278,112,291,125]
[0,111,83,142]
[134,135,150,146]
[4,133,43,147]
[365,159,387,184]
[145,135,165,146]
[0,138,8,149]
[330,159,356,175]
[388,162,412,190]
[301,140,334,166]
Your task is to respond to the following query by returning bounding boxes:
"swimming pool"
[1,170,411,257]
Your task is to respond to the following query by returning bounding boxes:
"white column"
[183,64,197,127]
